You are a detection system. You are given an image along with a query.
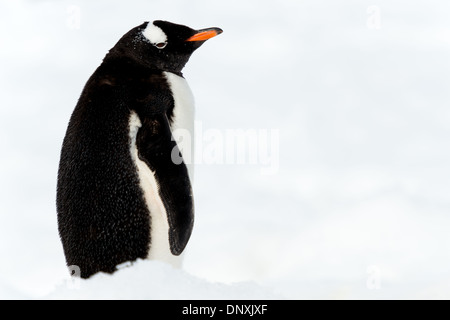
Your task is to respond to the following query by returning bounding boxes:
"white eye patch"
[142,22,168,48]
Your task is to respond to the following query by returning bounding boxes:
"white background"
[1,0,450,299]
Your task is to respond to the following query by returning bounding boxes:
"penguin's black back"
[57,56,178,278]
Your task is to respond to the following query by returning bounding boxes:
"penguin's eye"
[154,42,167,49]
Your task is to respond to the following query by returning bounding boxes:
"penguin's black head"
[106,20,223,75]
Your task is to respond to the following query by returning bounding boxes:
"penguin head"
[106,20,223,74]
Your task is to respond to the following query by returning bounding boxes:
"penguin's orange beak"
[186,27,223,42]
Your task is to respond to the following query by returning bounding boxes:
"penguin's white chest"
[129,113,179,267]
[164,71,195,180]
[128,72,195,268]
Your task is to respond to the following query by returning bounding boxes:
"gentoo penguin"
[56,20,222,279]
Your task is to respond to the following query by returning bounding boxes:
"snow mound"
[0,280,27,300]
[46,260,282,300]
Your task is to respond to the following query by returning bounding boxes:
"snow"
[1,0,450,300]
[46,260,281,300]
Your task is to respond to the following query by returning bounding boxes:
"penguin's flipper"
[136,114,194,255]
